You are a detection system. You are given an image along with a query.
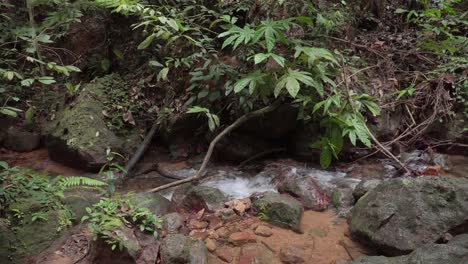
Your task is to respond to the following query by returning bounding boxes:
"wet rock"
[189,239,208,264]
[350,177,468,256]
[205,238,217,252]
[189,219,209,230]
[228,232,256,246]
[43,75,141,171]
[280,245,305,264]
[346,162,398,179]
[160,234,207,264]
[252,192,303,232]
[62,191,101,223]
[240,243,278,264]
[0,206,68,263]
[352,179,383,201]
[3,127,41,152]
[331,187,355,217]
[161,213,185,233]
[131,192,173,216]
[346,234,468,264]
[254,225,273,237]
[276,168,330,211]
[215,246,239,263]
[172,184,227,212]
[214,207,239,222]
[399,151,452,174]
[115,226,142,257]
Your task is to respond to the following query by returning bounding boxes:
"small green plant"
[395,0,467,55]
[0,162,107,234]
[394,83,416,100]
[64,82,81,96]
[187,106,220,132]
[81,194,162,251]
[99,149,127,197]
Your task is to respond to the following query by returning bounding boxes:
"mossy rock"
[252,192,303,232]
[350,177,468,256]
[44,75,141,171]
[347,234,468,264]
[172,184,227,212]
[0,209,69,263]
[160,234,207,264]
[62,190,102,223]
[130,192,174,217]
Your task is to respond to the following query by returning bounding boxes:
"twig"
[146,101,281,193]
[340,62,412,175]
[122,122,159,178]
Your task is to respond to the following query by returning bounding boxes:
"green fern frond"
[54,176,108,189]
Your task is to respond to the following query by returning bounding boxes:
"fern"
[54,176,108,189]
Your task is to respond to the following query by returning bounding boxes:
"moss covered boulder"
[43,75,141,171]
[0,198,70,263]
[347,234,468,264]
[160,234,207,264]
[350,177,468,256]
[252,192,303,232]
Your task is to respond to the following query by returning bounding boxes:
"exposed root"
[146,101,281,193]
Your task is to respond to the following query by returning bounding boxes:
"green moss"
[332,191,341,209]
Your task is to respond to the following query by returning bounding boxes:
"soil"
[0,148,86,176]
[232,210,369,264]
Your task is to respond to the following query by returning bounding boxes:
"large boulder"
[43,75,141,171]
[275,168,330,211]
[160,234,207,264]
[0,199,68,263]
[252,192,303,232]
[172,184,227,212]
[349,177,468,256]
[346,234,468,264]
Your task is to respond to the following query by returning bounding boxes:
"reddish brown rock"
[225,198,252,216]
[188,219,209,230]
[215,247,238,263]
[205,238,217,252]
[280,245,305,264]
[254,225,273,237]
[228,232,257,246]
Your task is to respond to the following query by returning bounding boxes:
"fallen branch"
[122,122,159,178]
[146,101,281,193]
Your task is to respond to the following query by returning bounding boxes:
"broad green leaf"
[37,76,56,85]
[138,34,156,50]
[167,18,179,31]
[286,77,300,98]
[320,147,332,168]
[270,53,286,67]
[254,53,269,64]
[21,78,34,87]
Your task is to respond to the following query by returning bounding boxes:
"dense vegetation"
[0,0,467,262]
